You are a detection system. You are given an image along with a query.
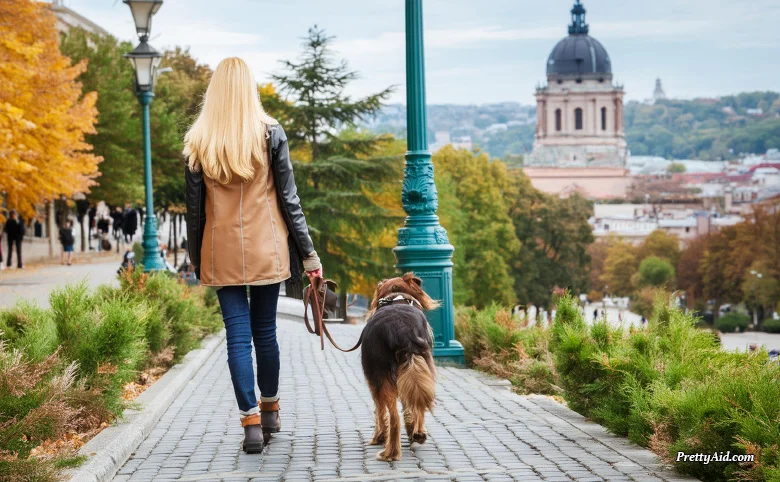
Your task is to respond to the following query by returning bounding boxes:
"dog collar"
[377,294,423,310]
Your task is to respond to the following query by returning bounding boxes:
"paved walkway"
[113,319,693,482]
[0,256,121,308]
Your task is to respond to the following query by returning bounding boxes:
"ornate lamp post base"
[394,215,464,365]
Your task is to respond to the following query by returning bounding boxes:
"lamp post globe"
[124,1,166,272]
[123,0,163,39]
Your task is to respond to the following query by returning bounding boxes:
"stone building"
[524,0,632,199]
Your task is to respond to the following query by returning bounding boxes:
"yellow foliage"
[0,0,101,220]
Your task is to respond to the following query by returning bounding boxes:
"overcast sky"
[60,0,780,105]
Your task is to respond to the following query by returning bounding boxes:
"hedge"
[0,269,221,481]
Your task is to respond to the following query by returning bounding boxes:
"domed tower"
[524,0,630,199]
[527,0,627,170]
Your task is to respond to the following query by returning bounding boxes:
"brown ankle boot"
[260,400,281,443]
[240,413,263,453]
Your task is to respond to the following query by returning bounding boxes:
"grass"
[455,294,780,482]
[0,268,221,482]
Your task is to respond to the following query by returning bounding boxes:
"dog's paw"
[376,449,401,462]
[412,431,427,445]
[369,434,385,445]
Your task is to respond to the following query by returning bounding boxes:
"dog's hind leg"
[375,382,401,462]
[369,404,387,445]
[398,354,435,445]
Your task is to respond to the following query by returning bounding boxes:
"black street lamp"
[123,0,165,271]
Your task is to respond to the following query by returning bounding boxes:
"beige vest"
[199,160,290,287]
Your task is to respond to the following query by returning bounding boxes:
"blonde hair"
[183,57,277,183]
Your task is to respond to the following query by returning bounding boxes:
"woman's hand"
[306,268,322,284]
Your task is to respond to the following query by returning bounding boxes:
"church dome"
[546,1,612,80]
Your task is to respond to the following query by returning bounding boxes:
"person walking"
[184,57,322,454]
[4,211,25,269]
[59,220,75,265]
[123,206,138,242]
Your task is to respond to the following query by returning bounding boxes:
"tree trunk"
[338,289,347,321]
[80,214,86,252]
[173,214,178,267]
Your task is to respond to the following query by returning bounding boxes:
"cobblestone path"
[114,317,695,482]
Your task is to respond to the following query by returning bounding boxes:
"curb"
[64,330,226,482]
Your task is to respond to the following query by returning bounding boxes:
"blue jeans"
[217,283,281,412]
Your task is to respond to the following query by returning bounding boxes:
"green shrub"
[715,312,750,333]
[455,305,559,395]
[0,270,221,481]
[132,241,144,265]
[1,300,59,362]
[762,318,780,333]
[638,256,675,287]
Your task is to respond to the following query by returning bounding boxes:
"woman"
[183,58,321,454]
[59,220,75,265]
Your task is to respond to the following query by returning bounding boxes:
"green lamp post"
[123,0,165,271]
[394,0,464,365]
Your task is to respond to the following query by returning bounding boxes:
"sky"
[60,0,780,106]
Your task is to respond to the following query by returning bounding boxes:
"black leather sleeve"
[270,125,315,257]
[184,164,206,278]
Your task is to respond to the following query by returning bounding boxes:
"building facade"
[524,1,631,199]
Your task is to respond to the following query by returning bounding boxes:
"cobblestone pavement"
[114,317,695,482]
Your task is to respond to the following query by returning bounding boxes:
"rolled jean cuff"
[260,394,279,403]
[239,406,259,417]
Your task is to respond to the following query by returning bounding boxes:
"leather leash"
[303,278,363,352]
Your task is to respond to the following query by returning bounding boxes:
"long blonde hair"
[183,57,277,184]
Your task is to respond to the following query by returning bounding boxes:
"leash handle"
[303,278,363,353]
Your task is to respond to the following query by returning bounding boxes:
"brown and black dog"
[361,273,438,461]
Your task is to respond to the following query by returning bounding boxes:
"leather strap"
[303,278,363,352]
[241,413,261,427]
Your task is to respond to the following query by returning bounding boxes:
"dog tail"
[397,354,435,415]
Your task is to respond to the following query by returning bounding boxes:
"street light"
[123,0,162,39]
[123,0,166,271]
[393,0,463,364]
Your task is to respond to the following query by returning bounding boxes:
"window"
[601,107,607,130]
[555,109,562,131]
[574,108,583,130]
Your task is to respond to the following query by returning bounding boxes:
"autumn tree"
[506,172,593,308]
[433,146,520,307]
[59,28,142,205]
[0,0,101,220]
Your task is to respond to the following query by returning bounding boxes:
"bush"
[762,318,780,333]
[455,305,559,395]
[550,293,779,481]
[714,312,750,333]
[0,268,222,481]
[638,256,675,287]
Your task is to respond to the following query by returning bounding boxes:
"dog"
[361,272,438,461]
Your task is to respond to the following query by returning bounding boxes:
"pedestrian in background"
[123,206,138,242]
[59,220,75,265]
[4,211,25,269]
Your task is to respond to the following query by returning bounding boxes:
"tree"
[271,26,393,162]
[667,162,686,173]
[433,147,520,308]
[0,1,101,220]
[638,256,675,287]
[267,26,399,311]
[507,172,593,308]
[601,240,639,297]
[677,235,707,308]
[638,229,681,268]
[59,28,142,206]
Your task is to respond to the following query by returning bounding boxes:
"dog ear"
[402,272,422,287]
